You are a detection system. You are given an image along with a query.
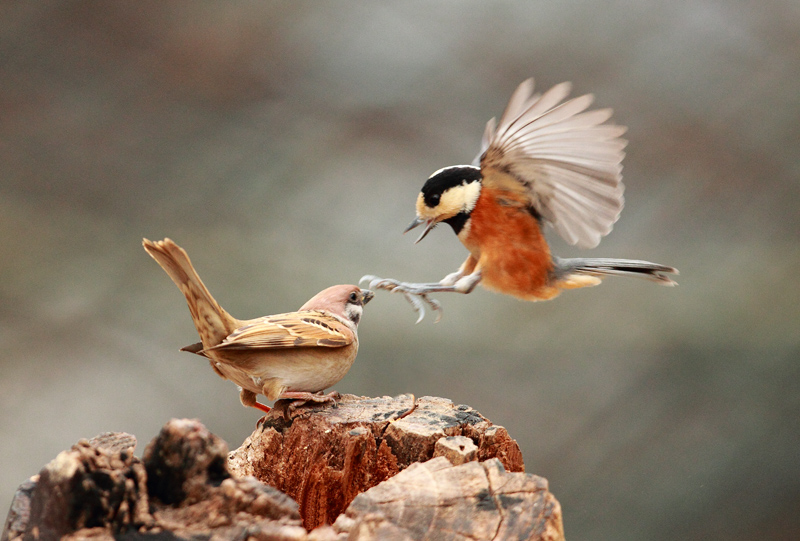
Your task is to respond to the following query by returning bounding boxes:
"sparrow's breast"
[213,342,359,396]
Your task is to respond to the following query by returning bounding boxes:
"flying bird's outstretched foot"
[360,275,445,323]
[361,270,484,323]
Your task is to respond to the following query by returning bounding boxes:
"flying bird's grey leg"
[360,272,482,323]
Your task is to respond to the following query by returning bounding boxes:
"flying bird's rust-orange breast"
[463,187,559,301]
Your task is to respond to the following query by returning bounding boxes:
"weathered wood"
[4,396,564,540]
[2,421,304,540]
[433,435,478,465]
[228,394,525,529]
[333,457,565,541]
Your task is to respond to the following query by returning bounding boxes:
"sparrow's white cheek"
[345,304,363,326]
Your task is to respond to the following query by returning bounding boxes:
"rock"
[228,394,524,529]
[333,457,565,541]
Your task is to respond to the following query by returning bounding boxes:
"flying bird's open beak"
[361,290,374,305]
[404,217,437,244]
[404,217,423,234]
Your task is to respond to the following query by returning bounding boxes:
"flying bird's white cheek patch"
[415,192,435,220]
[417,180,482,222]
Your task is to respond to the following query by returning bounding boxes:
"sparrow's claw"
[359,275,444,323]
[286,399,308,415]
[281,390,341,420]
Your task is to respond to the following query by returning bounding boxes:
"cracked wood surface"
[333,457,564,541]
[228,394,526,529]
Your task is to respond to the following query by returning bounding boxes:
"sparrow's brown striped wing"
[206,310,352,351]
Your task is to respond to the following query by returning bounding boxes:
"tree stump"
[228,394,526,529]
[3,395,565,540]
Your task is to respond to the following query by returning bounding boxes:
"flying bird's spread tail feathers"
[553,257,678,286]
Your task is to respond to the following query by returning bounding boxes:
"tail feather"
[143,238,239,346]
[554,257,679,286]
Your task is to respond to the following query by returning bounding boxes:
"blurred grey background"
[1,1,798,539]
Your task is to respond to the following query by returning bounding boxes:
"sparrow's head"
[405,165,482,243]
[300,285,374,327]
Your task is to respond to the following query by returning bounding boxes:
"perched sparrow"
[143,238,373,413]
[363,79,678,321]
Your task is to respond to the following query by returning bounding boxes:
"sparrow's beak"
[361,290,374,305]
[404,217,437,244]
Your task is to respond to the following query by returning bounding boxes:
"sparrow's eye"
[430,193,441,206]
[349,291,359,303]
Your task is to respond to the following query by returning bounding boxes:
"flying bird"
[143,238,373,414]
[363,79,677,321]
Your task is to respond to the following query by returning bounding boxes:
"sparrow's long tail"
[554,257,679,286]
[143,238,239,346]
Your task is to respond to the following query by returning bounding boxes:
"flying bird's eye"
[349,292,359,303]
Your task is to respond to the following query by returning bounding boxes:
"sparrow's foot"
[280,390,341,404]
[244,392,271,428]
[360,275,444,323]
[280,390,341,419]
[253,401,272,413]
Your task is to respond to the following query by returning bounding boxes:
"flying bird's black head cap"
[420,166,482,208]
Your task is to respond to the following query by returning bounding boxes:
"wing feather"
[206,310,352,351]
[478,79,627,248]
[499,82,571,136]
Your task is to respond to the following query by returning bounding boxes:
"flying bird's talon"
[360,275,396,291]
[422,294,444,323]
[402,290,445,324]
[364,275,446,323]
[370,277,396,291]
[402,291,427,323]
